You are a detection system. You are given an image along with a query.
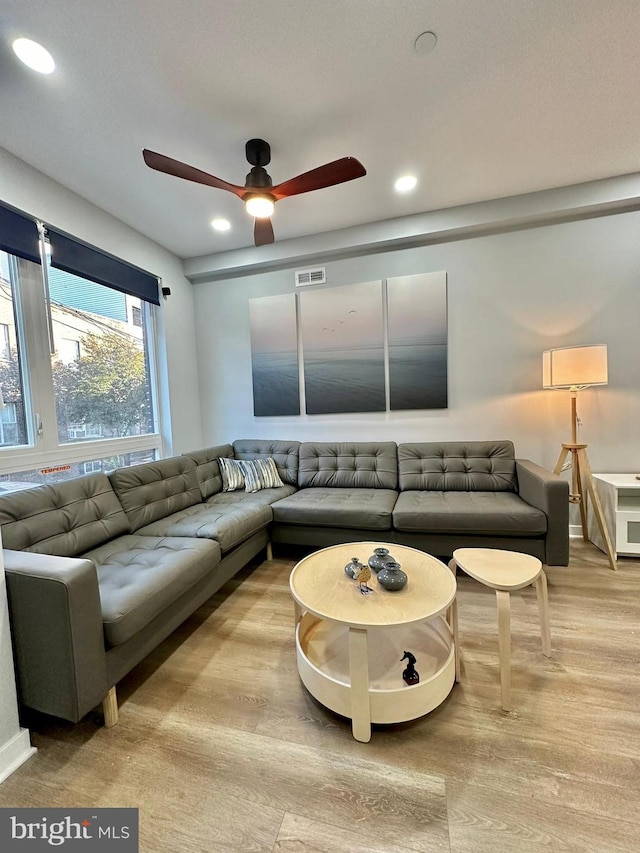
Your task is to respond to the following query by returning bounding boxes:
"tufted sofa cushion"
[233,439,300,486]
[0,473,130,557]
[82,534,220,647]
[298,442,398,489]
[182,444,234,500]
[108,456,202,532]
[393,491,546,535]
[398,441,518,492]
[272,487,398,529]
[134,499,273,553]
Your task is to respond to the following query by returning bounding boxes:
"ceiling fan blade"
[142,149,246,198]
[254,217,275,247]
[272,157,366,199]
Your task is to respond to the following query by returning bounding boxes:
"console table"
[588,474,640,559]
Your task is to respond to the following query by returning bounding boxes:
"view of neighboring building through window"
[0,323,10,361]
[47,262,155,445]
[0,237,161,486]
[58,338,81,364]
[0,403,19,446]
[0,252,29,449]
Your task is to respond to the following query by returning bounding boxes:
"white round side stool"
[449,548,552,711]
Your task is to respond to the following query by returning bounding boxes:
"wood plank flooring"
[1,539,639,852]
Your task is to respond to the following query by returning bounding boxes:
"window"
[0,252,29,449]
[49,261,156,445]
[0,323,10,360]
[0,402,19,446]
[0,448,158,488]
[0,205,162,481]
[67,423,103,440]
[58,338,81,364]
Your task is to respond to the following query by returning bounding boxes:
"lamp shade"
[542,344,608,389]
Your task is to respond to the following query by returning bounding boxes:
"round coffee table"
[289,542,458,742]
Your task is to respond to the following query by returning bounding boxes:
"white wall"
[193,206,640,474]
[0,146,203,453]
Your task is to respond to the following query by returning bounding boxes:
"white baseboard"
[569,524,584,538]
[0,728,36,785]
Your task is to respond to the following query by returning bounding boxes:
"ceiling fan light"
[394,175,418,193]
[245,195,275,218]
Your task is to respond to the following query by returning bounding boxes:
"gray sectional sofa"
[1,438,568,726]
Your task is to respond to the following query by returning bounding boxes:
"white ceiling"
[2,0,640,260]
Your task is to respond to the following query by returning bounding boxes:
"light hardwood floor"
[1,539,639,852]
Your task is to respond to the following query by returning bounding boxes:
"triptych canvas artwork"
[249,271,447,417]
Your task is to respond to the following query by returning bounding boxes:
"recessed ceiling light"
[12,38,55,74]
[394,175,418,193]
[414,31,437,55]
[211,218,231,232]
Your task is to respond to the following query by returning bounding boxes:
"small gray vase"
[344,557,365,579]
[368,547,395,573]
[377,561,408,591]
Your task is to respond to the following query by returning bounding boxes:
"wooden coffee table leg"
[450,599,461,682]
[496,590,512,711]
[348,627,371,743]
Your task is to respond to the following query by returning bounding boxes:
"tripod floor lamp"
[542,344,616,571]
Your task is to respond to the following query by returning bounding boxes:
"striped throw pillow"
[218,457,245,492]
[240,457,285,493]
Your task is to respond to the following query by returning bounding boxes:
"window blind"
[47,227,160,305]
[0,201,42,264]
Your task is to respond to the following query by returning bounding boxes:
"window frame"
[0,247,164,479]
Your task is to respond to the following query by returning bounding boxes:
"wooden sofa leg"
[266,542,273,561]
[103,686,118,728]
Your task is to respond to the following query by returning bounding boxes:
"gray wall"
[193,208,640,474]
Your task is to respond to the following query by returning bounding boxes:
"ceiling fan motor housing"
[245,138,271,167]
[246,166,273,188]
[245,139,273,189]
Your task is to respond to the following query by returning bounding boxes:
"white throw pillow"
[239,457,285,493]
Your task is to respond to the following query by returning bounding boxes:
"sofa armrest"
[3,549,109,722]
[516,460,569,565]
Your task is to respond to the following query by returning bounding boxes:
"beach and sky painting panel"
[387,271,448,410]
[249,293,300,416]
[300,280,385,414]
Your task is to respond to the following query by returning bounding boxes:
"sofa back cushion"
[108,456,202,531]
[0,473,130,556]
[182,444,234,499]
[398,441,518,492]
[233,439,300,486]
[298,442,398,489]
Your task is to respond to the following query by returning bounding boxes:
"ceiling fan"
[142,139,366,247]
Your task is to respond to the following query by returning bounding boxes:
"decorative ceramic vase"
[377,561,408,591]
[368,547,395,573]
[344,557,365,579]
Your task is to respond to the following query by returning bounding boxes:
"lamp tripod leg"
[574,450,589,540]
[553,447,570,477]
[577,448,617,571]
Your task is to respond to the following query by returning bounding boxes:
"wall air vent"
[295,267,326,286]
